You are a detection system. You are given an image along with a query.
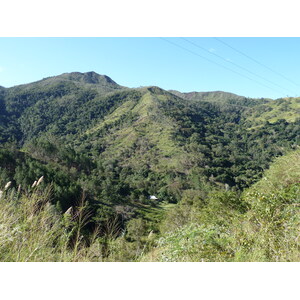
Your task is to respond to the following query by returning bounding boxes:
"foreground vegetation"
[0,181,158,261]
[0,149,299,262]
[149,150,300,261]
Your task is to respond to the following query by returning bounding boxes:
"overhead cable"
[181,37,296,95]
[214,37,300,89]
[160,38,284,97]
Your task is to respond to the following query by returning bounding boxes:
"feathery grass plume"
[148,230,153,239]
[64,207,73,216]
[0,185,69,261]
[17,185,21,193]
[4,181,12,191]
[0,190,3,199]
[72,194,93,261]
[32,181,37,188]
[36,176,44,186]
[0,184,111,262]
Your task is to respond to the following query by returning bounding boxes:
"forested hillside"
[0,71,299,261]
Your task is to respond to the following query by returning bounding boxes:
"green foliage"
[231,183,300,261]
[231,150,300,261]
[150,150,300,262]
[250,149,300,193]
[158,223,233,262]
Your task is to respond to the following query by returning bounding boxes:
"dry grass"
[0,182,104,262]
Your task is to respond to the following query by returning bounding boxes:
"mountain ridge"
[169,90,246,101]
[2,71,250,99]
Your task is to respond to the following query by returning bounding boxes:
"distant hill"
[170,90,272,108]
[170,90,245,102]
[244,97,300,127]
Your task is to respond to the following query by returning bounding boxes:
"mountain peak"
[12,71,127,94]
[58,71,119,86]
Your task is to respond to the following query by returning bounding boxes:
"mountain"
[1,71,300,261]
[1,72,300,208]
[1,72,300,191]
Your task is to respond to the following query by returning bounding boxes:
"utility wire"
[214,37,300,89]
[181,37,296,95]
[160,37,284,97]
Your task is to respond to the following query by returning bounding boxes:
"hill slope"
[244,97,300,127]
[143,149,300,262]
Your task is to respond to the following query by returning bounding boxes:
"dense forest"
[0,71,299,261]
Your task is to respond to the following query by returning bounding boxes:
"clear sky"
[0,37,300,99]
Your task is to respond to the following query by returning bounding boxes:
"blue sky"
[0,37,299,99]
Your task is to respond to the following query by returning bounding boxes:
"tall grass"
[232,149,300,261]
[0,182,148,262]
[0,183,104,262]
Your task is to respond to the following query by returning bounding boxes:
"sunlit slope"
[247,148,300,194]
[244,97,300,127]
[170,90,245,102]
[78,87,189,172]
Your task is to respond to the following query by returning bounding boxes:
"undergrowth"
[1,149,300,262]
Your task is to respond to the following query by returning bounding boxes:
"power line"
[181,37,296,95]
[160,38,285,97]
[214,37,300,89]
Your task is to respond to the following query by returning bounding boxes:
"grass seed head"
[36,176,44,186]
[64,207,73,216]
[4,181,12,190]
